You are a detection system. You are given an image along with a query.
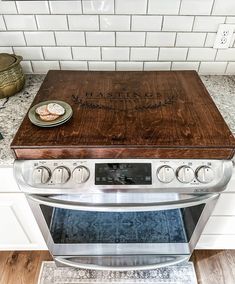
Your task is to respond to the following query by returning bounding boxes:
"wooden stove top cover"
[11,70,235,159]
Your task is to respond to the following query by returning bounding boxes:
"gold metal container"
[0,53,25,99]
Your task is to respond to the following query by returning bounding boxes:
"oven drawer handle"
[54,255,189,271]
[27,193,218,212]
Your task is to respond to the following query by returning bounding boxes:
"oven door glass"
[40,204,205,244]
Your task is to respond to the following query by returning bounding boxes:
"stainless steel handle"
[54,255,189,271]
[27,193,219,212]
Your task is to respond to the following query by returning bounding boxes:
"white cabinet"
[0,193,46,250]
[197,171,235,249]
[0,166,19,192]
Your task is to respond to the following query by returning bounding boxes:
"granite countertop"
[0,75,235,166]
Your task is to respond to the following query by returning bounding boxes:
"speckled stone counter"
[0,75,45,165]
[0,74,234,166]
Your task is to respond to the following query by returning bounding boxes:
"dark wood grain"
[11,70,235,159]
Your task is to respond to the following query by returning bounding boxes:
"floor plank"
[1,250,235,284]
[192,250,235,284]
[0,251,51,284]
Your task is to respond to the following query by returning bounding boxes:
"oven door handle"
[27,193,219,212]
[54,255,189,271]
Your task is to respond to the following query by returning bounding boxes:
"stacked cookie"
[36,103,65,121]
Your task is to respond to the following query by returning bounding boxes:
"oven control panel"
[95,163,152,185]
[14,159,233,194]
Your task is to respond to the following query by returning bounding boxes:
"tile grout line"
[210,0,216,15]
[178,0,183,15]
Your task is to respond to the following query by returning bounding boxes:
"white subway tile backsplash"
[187,48,216,61]
[16,1,49,14]
[32,61,60,73]
[49,1,82,14]
[226,17,235,24]
[55,32,85,46]
[36,15,68,30]
[159,48,188,61]
[216,49,235,61]
[60,61,88,70]
[193,16,225,32]
[226,62,235,74]
[116,0,147,14]
[4,15,37,30]
[43,47,72,60]
[20,61,33,73]
[163,16,194,32]
[116,32,145,46]
[180,0,214,15]
[144,62,171,70]
[86,32,115,46]
[204,33,217,47]
[83,0,114,14]
[0,47,13,53]
[0,32,25,46]
[1,0,235,74]
[132,16,162,31]
[68,15,99,31]
[148,0,180,15]
[213,0,235,16]
[172,61,199,70]
[13,47,43,60]
[73,47,101,60]
[100,15,130,31]
[199,62,227,74]
[176,33,206,47]
[116,61,143,70]
[146,32,176,47]
[131,48,159,61]
[102,47,129,60]
[0,1,17,14]
[88,61,115,71]
[0,16,6,30]
[25,32,55,46]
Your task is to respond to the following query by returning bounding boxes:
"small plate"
[28,100,73,127]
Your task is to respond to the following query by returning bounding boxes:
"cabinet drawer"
[203,216,235,235]
[213,193,235,215]
[197,235,235,249]
[0,167,19,192]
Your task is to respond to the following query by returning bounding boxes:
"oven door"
[27,192,218,270]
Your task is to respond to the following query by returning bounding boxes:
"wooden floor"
[0,250,235,284]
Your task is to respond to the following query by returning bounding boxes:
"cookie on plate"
[35,105,50,116]
[47,103,65,116]
[39,114,60,122]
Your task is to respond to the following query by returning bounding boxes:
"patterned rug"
[38,261,198,284]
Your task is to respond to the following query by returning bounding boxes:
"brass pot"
[0,53,25,99]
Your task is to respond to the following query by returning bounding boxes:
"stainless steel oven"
[14,159,233,271]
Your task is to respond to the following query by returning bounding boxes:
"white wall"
[1,0,235,74]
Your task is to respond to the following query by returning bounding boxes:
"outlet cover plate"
[214,24,234,49]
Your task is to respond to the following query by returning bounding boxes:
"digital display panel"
[95,163,152,185]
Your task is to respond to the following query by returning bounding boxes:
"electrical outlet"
[214,24,234,49]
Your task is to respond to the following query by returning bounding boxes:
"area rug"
[38,261,197,284]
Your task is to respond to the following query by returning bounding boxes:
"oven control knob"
[73,166,90,184]
[33,166,51,184]
[52,167,70,184]
[176,166,194,183]
[157,166,175,183]
[196,166,214,183]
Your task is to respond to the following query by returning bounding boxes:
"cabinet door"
[0,193,47,250]
[0,167,19,193]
